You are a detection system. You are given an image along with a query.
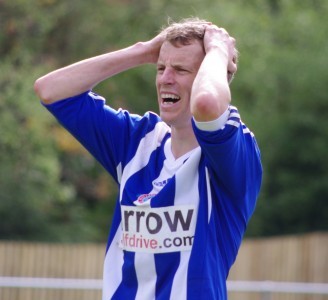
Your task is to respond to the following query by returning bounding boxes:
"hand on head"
[203,24,238,80]
[145,31,167,64]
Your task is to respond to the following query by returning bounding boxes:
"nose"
[158,67,175,85]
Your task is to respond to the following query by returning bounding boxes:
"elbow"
[34,77,46,102]
[34,76,54,104]
[191,91,230,122]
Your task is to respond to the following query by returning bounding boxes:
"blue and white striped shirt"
[44,91,262,300]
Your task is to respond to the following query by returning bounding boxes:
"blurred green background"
[0,0,327,242]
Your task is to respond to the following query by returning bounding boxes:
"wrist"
[127,41,158,65]
[206,43,229,59]
[205,46,229,69]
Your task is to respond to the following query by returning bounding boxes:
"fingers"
[204,24,235,51]
[204,24,238,76]
[229,37,238,74]
[146,32,166,64]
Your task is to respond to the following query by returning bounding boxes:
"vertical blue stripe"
[154,252,180,300]
[111,251,138,299]
[186,163,208,299]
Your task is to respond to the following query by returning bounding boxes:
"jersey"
[43,91,262,300]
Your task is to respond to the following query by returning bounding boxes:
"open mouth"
[161,93,181,105]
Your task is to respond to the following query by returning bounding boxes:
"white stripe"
[169,252,190,300]
[133,172,159,299]
[174,147,201,206]
[229,112,240,119]
[135,253,157,300]
[169,148,201,299]
[226,120,240,128]
[89,91,105,101]
[205,167,212,223]
[116,162,122,184]
[243,128,251,134]
[119,122,169,202]
[102,224,124,300]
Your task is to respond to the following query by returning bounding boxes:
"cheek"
[181,80,193,98]
[155,78,161,95]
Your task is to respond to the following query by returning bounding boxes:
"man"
[34,18,262,300]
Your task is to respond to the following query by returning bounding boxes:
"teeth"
[161,93,181,106]
[161,93,180,100]
[163,101,175,106]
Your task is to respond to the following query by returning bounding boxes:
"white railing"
[227,280,328,294]
[0,277,102,290]
[0,277,328,296]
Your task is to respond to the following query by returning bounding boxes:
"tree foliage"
[0,0,327,241]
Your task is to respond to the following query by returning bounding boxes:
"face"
[156,40,205,128]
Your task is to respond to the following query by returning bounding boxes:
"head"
[156,18,237,127]
[162,18,238,83]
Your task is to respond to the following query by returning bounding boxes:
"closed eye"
[174,66,191,74]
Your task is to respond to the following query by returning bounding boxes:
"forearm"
[34,42,153,104]
[190,48,231,122]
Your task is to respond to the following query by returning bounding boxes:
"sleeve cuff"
[193,107,230,131]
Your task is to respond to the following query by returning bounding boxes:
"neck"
[170,125,199,159]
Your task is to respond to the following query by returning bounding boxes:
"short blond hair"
[162,17,208,46]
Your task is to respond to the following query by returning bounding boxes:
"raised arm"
[190,25,237,122]
[34,34,165,104]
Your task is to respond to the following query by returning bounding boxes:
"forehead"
[158,40,204,66]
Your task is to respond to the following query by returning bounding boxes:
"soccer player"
[34,18,262,300]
